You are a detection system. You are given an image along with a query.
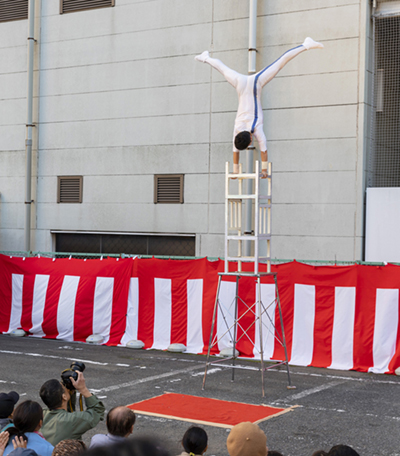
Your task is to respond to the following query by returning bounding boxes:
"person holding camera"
[39,371,105,446]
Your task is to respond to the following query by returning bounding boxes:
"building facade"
[0,0,380,261]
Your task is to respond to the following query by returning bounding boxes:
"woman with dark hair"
[2,401,53,456]
[179,426,208,456]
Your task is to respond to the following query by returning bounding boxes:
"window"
[60,0,115,14]
[57,176,83,203]
[0,0,28,23]
[54,232,196,257]
[154,174,184,204]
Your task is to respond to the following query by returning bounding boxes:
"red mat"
[127,393,296,428]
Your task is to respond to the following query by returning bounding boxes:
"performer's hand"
[260,169,268,179]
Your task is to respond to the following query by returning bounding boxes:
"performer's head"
[234,131,252,150]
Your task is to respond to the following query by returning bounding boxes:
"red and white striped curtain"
[0,255,399,375]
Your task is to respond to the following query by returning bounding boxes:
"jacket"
[41,394,105,446]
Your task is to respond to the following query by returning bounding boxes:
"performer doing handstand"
[195,37,323,178]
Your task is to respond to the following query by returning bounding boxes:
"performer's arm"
[261,150,268,179]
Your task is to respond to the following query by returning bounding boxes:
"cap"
[0,391,20,418]
[227,422,267,456]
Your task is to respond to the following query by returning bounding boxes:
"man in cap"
[0,391,19,431]
[227,422,268,456]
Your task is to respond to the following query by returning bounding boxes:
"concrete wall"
[0,0,372,261]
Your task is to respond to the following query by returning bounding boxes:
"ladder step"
[227,235,271,241]
[227,194,256,200]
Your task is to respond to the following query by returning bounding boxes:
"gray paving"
[0,335,399,456]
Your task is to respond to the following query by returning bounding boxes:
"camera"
[61,361,86,390]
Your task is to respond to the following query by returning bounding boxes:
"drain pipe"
[245,0,257,255]
[24,0,36,251]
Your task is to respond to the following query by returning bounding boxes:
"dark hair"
[107,406,136,437]
[84,437,169,456]
[234,131,252,150]
[182,426,208,455]
[328,445,360,456]
[52,439,86,456]
[40,379,64,410]
[7,400,43,444]
[311,452,328,456]
[268,452,284,456]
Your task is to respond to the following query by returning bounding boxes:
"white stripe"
[186,279,204,354]
[152,278,172,349]
[120,278,139,346]
[290,284,315,366]
[369,288,399,374]
[57,276,80,341]
[254,284,276,360]
[329,287,356,370]
[217,281,236,352]
[30,275,50,337]
[285,380,345,401]
[93,277,114,344]
[8,274,24,333]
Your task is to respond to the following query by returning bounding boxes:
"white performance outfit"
[196,37,323,153]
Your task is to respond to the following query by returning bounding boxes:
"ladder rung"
[227,195,256,200]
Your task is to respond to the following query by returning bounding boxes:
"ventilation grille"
[58,176,83,203]
[0,0,28,23]
[154,175,184,204]
[60,0,115,14]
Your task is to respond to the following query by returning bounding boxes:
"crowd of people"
[0,372,361,456]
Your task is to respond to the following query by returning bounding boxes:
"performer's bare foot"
[302,37,324,50]
[195,50,210,63]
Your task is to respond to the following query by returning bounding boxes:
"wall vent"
[60,0,115,14]
[0,0,28,23]
[58,176,83,203]
[154,175,184,204]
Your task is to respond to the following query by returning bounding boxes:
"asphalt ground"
[0,335,399,456]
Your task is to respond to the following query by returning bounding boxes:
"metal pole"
[25,0,36,251]
[245,0,258,256]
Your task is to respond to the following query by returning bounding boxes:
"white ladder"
[224,160,272,274]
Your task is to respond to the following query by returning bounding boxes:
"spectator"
[52,439,86,456]
[8,451,38,456]
[227,422,268,456]
[90,406,135,448]
[39,371,105,446]
[311,451,328,456]
[268,452,284,456]
[84,437,169,456]
[2,401,53,456]
[0,393,19,432]
[328,445,360,456]
[179,426,208,456]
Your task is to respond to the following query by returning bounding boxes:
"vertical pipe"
[245,0,257,256]
[25,0,36,252]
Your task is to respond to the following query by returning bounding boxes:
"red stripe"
[170,278,188,345]
[73,277,96,342]
[311,285,335,368]
[41,274,63,339]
